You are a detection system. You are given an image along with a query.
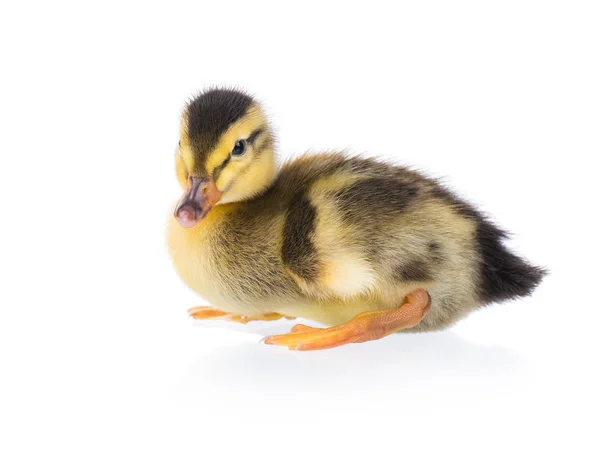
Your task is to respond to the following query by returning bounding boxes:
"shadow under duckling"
[167,88,546,351]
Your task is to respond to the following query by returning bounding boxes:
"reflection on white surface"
[181,322,525,399]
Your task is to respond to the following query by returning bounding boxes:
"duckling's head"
[174,88,276,228]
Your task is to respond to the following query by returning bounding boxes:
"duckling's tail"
[476,219,547,303]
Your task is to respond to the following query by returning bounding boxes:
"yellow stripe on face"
[205,105,267,175]
[216,149,276,203]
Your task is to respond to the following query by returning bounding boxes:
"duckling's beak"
[174,177,222,228]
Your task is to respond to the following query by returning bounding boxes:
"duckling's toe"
[263,325,354,351]
[290,324,319,333]
[222,312,295,323]
[187,306,229,319]
[188,306,294,323]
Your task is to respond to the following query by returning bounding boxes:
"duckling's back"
[255,152,546,328]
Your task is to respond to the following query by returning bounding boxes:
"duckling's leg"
[187,306,294,323]
[263,289,431,351]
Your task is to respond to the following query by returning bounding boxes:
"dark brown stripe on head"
[247,127,264,145]
[254,134,274,154]
[185,89,254,168]
[212,155,231,182]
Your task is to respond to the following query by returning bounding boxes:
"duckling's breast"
[166,204,300,315]
[167,211,221,305]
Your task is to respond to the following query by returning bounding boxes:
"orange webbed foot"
[262,289,431,351]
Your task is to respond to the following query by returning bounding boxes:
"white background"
[1,1,599,450]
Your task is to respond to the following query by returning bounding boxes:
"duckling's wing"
[279,152,545,308]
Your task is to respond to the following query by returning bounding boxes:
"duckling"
[167,88,546,351]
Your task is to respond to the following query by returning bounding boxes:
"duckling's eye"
[231,139,247,156]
